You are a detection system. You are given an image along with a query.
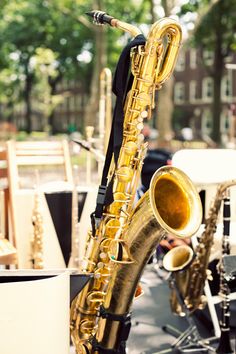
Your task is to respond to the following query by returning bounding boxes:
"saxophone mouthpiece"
[85,10,114,25]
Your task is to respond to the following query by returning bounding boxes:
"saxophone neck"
[86,10,142,37]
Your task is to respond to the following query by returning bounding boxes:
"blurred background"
[0,0,236,162]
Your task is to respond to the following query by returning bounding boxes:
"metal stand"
[153,273,218,354]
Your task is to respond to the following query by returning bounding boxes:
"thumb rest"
[69,10,203,354]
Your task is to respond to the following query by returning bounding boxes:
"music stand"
[0,269,92,303]
[152,273,217,354]
[0,269,92,354]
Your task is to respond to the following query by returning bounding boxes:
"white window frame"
[190,48,197,69]
[174,82,185,104]
[175,52,185,72]
[202,109,213,135]
[221,74,232,102]
[189,80,197,103]
[220,109,230,133]
[203,50,214,66]
[202,77,214,102]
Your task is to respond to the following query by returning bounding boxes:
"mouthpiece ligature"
[85,10,114,25]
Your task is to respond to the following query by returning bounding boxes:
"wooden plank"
[16,156,65,165]
[15,149,63,156]
[15,141,64,150]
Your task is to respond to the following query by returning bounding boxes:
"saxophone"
[68,167,80,269]
[70,10,202,354]
[163,179,236,315]
[99,67,112,155]
[31,185,44,269]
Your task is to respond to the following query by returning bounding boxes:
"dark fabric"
[45,191,87,265]
[141,148,172,191]
[92,307,131,353]
[93,34,146,224]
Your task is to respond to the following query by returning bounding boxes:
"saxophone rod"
[85,10,142,37]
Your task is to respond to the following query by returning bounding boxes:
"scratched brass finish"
[70,13,184,354]
[95,166,202,350]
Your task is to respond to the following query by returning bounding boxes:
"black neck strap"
[91,34,146,234]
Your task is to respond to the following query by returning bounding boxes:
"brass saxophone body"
[70,11,202,354]
[95,167,202,351]
[164,179,236,315]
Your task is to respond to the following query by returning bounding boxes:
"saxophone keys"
[137,133,144,144]
[206,269,213,281]
[135,92,151,106]
[140,110,148,119]
[199,295,207,309]
[108,239,133,264]
[101,220,120,238]
[94,267,111,288]
[124,141,138,155]
[136,122,144,131]
[79,319,96,337]
[116,166,133,182]
[86,291,106,309]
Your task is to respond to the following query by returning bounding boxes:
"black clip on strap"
[91,305,132,353]
[91,185,107,235]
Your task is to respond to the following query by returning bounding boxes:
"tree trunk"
[157,77,175,143]
[211,3,224,145]
[156,0,175,146]
[212,54,223,145]
[48,74,62,134]
[83,0,107,133]
[24,66,33,133]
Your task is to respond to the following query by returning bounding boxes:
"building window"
[220,109,230,133]
[190,49,197,69]
[174,82,185,103]
[202,109,212,135]
[221,75,232,101]
[203,50,214,66]
[175,52,185,72]
[189,80,197,102]
[202,77,214,102]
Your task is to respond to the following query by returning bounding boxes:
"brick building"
[173,47,236,144]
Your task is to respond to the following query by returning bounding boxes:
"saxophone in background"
[68,165,80,269]
[70,10,202,354]
[98,67,112,179]
[30,174,44,269]
[163,179,236,316]
[99,67,112,155]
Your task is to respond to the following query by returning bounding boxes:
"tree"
[150,0,178,146]
[0,0,92,132]
[0,0,167,135]
[180,0,236,144]
[76,0,152,131]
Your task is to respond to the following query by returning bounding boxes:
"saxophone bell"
[163,245,194,316]
[163,245,194,273]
